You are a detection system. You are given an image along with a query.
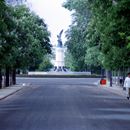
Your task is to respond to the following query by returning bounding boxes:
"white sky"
[28,0,72,46]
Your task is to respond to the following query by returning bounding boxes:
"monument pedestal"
[53,29,67,72]
[54,47,66,72]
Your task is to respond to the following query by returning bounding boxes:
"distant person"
[124,72,130,100]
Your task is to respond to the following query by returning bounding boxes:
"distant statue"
[57,29,63,47]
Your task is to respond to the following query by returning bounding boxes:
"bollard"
[100,79,107,86]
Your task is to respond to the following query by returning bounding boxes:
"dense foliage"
[63,0,90,71]
[0,1,52,87]
[63,0,130,73]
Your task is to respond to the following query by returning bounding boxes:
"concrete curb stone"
[99,85,126,97]
[0,85,24,100]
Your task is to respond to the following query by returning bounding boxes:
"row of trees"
[0,0,52,88]
[63,0,130,85]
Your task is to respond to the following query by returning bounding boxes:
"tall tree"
[64,0,130,81]
[0,4,52,87]
[63,0,90,71]
[11,5,51,84]
[0,0,16,87]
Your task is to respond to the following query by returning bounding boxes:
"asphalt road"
[0,78,130,130]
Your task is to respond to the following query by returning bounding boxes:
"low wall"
[28,71,91,76]
[17,71,101,78]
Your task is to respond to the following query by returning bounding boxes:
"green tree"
[64,0,130,80]
[12,5,51,83]
[63,0,90,71]
[38,55,53,71]
[0,0,16,87]
[87,0,130,70]
[0,4,52,87]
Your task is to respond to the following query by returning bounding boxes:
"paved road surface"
[0,78,130,130]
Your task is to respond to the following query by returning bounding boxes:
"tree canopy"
[63,0,130,72]
[0,2,52,87]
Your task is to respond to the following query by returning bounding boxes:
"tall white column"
[55,47,65,67]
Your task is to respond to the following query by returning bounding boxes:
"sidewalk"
[95,79,126,97]
[99,84,126,97]
[0,84,23,100]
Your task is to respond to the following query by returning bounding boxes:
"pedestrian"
[124,72,130,100]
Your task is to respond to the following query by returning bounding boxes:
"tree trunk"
[101,68,105,78]
[5,67,10,87]
[109,71,112,87]
[122,68,126,87]
[117,70,120,86]
[106,70,112,87]
[12,68,16,85]
[0,69,2,89]
[108,71,112,87]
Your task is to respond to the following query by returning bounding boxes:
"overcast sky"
[28,0,72,46]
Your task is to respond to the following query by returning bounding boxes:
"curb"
[99,85,126,97]
[95,80,126,97]
[0,85,23,100]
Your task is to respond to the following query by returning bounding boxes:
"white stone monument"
[54,30,66,72]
